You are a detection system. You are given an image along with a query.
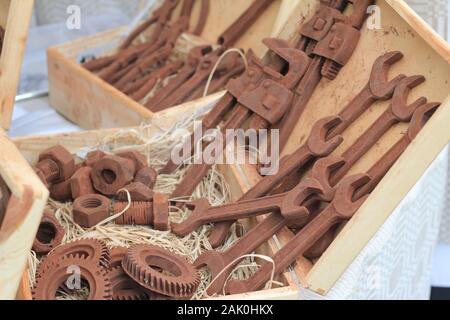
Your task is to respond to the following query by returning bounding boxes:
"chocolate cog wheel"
[122,245,200,298]
[37,238,110,278]
[109,267,165,301]
[33,254,113,300]
[109,247,128,270]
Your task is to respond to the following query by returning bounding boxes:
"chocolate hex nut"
[152,193,169,231]
[91,156,136,196]
[85,150,107,167]
[32,209,65,255]
[135,167,158,189]
[116,151,148,172]
[49,179,72,202]
[38,145,76,183]
[73,194,110,228]
[71,167,96,199]
[117,182,154,201]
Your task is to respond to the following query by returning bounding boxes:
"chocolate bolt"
[114,201,153,226]
[37,145,76,184]
[153,193,170,231]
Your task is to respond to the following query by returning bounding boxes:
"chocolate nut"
[49,179,72,202]
[32,209,65,255]
[91,156,136,196]
[73,194,110,228]
[71,167,96,199]
[135,167,158,189]
[117,182,154,201]
[85,150,107,167]
[116,150,148,172]
[38,145,76,183]
[153,193,169,231]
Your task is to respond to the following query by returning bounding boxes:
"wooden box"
[47,0,290,130]
[1,0,449,300]
[0,0,34,130]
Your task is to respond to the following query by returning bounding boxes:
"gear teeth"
[33,254,112,300]
[36,238,111,281]
[122,245,200,299]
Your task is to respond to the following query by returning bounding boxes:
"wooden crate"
[226,0,450,295]
[0,128,49,300]
[47,0,295,130]
[0,0,34,130]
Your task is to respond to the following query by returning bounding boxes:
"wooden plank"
[0,0,34,130]
[0,128,49,300]
[0,0,10,27]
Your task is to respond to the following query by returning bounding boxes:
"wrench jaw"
[193,251,229,296]
[307,116,344,157]
[312,156,347,201]
[280,179,323,223]
[262,38,312,88]
[407,102,441,141]
[369,51,406,100]
[333,173,371,220]
[172,199,211,237]
[391,76,428,122]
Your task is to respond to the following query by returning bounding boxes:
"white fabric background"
[8,0,450,298]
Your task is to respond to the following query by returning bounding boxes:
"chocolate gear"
[33,254,113,300]
[37,238,110,276]
[122,245,200,298]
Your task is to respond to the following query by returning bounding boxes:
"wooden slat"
[0,128,49,300]
[0,0,34,130]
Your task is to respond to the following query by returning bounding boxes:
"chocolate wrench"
[210,51,406,247]
[224,101,440,295]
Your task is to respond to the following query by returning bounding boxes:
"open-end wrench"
[218,0,274,48]
[329,75,427,186]
[155,49,241,110]
[224,101,440,294]
[129,60,184,101]
[101,16,188,84]
[194,176,328,296]
[192,0,210,35]
[225,173,370,295]
[145,45,214,111]
[187,61,246,101]
[210,51,406,247]
[293,101,440,259]
[120,0,180,50]
[172,181,320,237]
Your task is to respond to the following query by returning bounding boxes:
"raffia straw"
[203,48,248,97]
[28,114,273,300]
[202,254,282,298]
